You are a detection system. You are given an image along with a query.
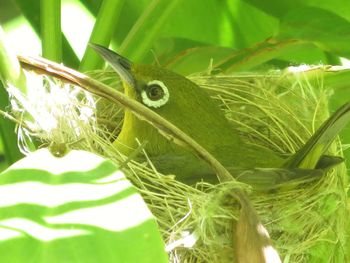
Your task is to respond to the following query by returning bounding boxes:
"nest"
[8,66,349,262]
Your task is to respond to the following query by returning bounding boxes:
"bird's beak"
[89,43,136,88]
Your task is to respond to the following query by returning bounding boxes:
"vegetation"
[0,0,350,262]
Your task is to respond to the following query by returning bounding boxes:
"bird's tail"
[284,102,350,169]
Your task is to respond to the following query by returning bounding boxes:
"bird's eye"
[141,80,169,108]
[147,84,164,101]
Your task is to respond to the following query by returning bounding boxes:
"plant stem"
[79,0,125,71]
[0,27,27,92]
[119,0,182,61]
[41,0,62,62]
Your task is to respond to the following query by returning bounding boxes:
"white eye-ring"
[141,80,170,108]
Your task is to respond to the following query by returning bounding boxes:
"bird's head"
[90,44,236,156]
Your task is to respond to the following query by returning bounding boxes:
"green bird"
[90,44,350,187]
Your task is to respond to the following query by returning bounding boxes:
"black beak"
[89,43,136,88]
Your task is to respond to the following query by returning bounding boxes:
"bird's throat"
[114,109,175,156]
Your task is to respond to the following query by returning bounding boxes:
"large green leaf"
[116,0,183,61]
[242,0,304,18]
[213,38,307,72]
[212,6,350,72]
[276,7,350,59]
[148,38,235,74]
[110,0,279,63]
[243,0,350,22]
[164,45,235,75]
[0,149,168,263]
[159,0,278,49]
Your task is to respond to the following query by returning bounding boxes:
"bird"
[90,43,350,188]
[89,44,349,263]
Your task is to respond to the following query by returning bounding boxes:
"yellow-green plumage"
[91,44,350,186]
[115,63,284,180]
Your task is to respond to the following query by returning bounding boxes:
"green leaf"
[242,0,305,18]
[241,2,350,65]
[79,0,126,71]
[0,27,26,166]
[164,45,235,75]
[215,38,306,72]
[214,6,350,72]
[243,0,350,23]
[118,0,183,61]
[0,82,22,166]
[0,149,168,263]
[149,38,235,75]
[276,7,350,58]
[158,0,278,50]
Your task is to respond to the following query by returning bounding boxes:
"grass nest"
[9,65,349,262]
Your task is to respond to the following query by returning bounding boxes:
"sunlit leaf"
[0,149,168,263]
[0,83,22,166]
[79,0,125,71]
[14,0,79,67]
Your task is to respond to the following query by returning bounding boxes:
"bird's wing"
[148,151,324,190]
[284,102,350,169]
[232,167,323,190]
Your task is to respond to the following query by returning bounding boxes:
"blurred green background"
[0,0,350,168]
